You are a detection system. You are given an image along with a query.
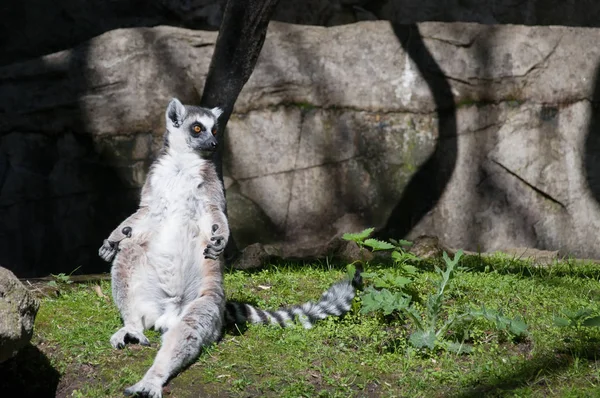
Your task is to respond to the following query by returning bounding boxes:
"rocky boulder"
[0,267,40,363]
[3,21,600,276]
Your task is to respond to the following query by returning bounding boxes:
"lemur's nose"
[211,142,217,148]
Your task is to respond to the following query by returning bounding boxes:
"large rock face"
[2,21,600,276]
[4,0,600,66]
[0,267,40,362]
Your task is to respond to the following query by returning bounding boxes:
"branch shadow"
[584,63,600,210]
[379,24,457,240]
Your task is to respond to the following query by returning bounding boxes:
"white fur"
[210,107,223,119]
[137,152,210,328]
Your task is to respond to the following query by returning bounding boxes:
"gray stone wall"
[4,0,600,66]
[2,21,600,276]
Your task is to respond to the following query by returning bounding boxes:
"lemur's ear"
[166,98,186,127]
[210,107,224,119]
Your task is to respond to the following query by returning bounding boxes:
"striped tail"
[225,267,363,329]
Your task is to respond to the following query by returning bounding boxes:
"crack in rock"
[490,158,567,210]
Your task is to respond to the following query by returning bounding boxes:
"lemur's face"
[165,98,223,155]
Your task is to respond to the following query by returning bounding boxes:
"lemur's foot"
[124,379,162,398]
[110,327,150,349]
[203,224,226,260]
[98,227,132,262]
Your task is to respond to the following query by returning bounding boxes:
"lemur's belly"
[145,197,206,300]
[142,158,208,301]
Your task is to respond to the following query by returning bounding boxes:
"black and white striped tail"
[225,267,363,329]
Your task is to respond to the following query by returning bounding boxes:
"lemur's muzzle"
[200,137,218,152]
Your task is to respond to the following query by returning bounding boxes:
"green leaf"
[397,240,413,247]
[468,306,528,336]
[507,317,528,336]
[409,330,436,349]
[574,308,595,321]
[359,288,410,315]
[359,272,380,284]
[391,276,413,287]
[342,228,375,243]
[553,317,572,327]
[403,305,425,330]
[560,308,594,324]
[363,239,395,251]
[47,280,58,288]
[360,289,384,314]
[403,265,418,275]
[371,274,413,289]
[346,264,356,281]
[391,251,404,262]
[391,251,420,267]
[443,250,464,268]
[582,316,600,327]
[445,341,473,354]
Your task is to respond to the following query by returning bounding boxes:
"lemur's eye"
[193,125,202,133]
[211,127,217,135]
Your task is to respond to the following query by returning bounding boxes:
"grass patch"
[4,254,600,397]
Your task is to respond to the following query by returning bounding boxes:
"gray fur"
[99,98,227,398]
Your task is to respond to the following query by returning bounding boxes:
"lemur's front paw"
[203,224,226,260]
[98,240,118,262]
[98,227,132,262]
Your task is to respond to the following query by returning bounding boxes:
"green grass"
[4,254,600,397]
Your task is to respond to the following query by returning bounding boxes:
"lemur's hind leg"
[110,240,153,349]
[124,258,225,398]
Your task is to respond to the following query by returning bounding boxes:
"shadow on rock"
[380,24,457,240]
[0,27,181,278]
[584,62,600,209]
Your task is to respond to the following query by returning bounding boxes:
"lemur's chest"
[149,155,206,219]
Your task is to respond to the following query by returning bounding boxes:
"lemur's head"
[164,98,223,155]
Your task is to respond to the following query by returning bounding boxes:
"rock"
[5,21,600,276]
[0,267,40,363]
[225,186,281,246]
[409,235,451,260]
[500,247,560,266]
[231,243,272,270]
[331,239,375,264]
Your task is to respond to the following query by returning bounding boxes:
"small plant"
[344,229,529,354]
[403,250,465,352]
[402,250,527,353]
[554,308,600,328]
[342,228,413,253]
[466,305,528,337]
[342,228,418,275]
[343,228,419,317]
[47,266,81,288]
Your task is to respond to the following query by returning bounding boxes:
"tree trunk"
[200,0,281,263]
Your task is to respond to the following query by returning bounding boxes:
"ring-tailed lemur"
[98,98,362,398]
